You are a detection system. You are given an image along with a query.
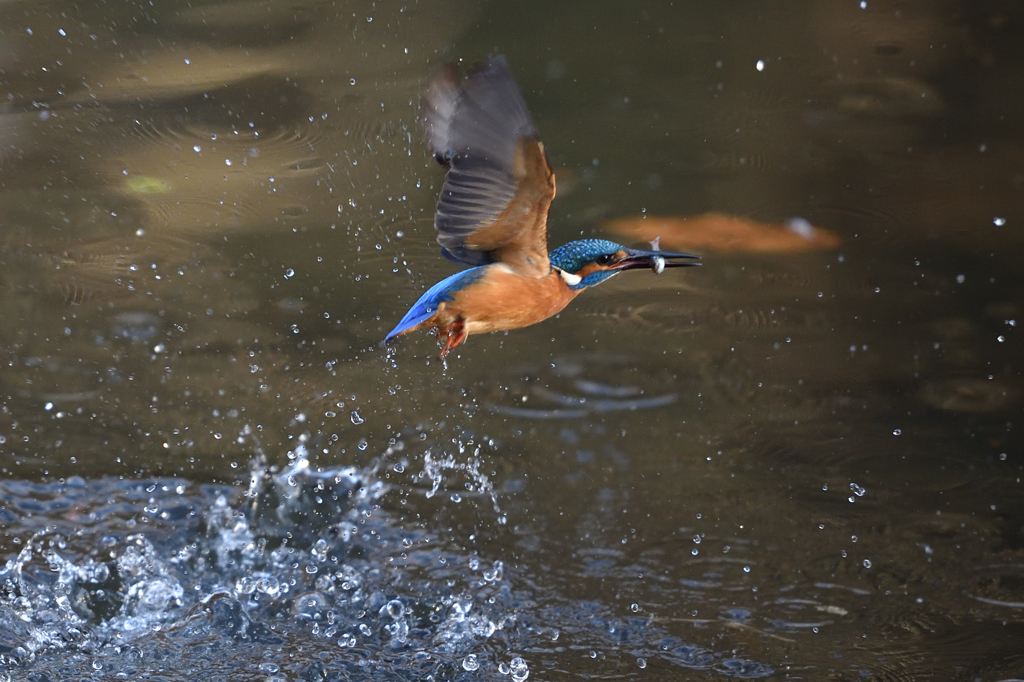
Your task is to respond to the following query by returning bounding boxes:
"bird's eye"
[595,254,614,266]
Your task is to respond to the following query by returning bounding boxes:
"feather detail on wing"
[421,55,554,275]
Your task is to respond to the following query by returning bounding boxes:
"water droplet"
[994,217,1006,226]
[756,59,765,71]
[462,654,479,671]
[863,559,872,568]
[483,560,503,582]
[637,658,647,669]
[892,428,902,436]
[284,268,295,279]
[384,599,405,620]
[350,411,364,425]
[509,655,528,675]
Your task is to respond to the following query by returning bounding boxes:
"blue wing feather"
[385,267,487,340]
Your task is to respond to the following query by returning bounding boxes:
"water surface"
[2,1,1023,679]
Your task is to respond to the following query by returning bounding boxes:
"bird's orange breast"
[441,265,578,335]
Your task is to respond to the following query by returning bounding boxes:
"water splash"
[0,448,519,677]
[420,441,503,522]
[0,440,773,679]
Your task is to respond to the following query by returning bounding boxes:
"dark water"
[2,1,1024,679]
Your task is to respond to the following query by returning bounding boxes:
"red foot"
[437,318,467,359]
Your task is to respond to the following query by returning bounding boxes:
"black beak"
[615,248,701,273]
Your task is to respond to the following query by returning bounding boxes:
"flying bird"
[385,56,700,357]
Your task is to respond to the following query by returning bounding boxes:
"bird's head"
[549,239,700,290]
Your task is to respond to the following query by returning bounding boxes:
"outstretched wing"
[422,55,554,276]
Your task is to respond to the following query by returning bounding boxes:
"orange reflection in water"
[603,213,841,253]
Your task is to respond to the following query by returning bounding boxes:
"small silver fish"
[649,236,665,274]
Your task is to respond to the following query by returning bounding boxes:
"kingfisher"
[385,55,700,358]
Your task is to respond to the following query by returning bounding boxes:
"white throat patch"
[556,268,582,286]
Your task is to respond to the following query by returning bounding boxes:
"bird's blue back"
[385,266,487,340]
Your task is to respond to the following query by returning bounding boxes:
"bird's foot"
[438,318,467,359]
